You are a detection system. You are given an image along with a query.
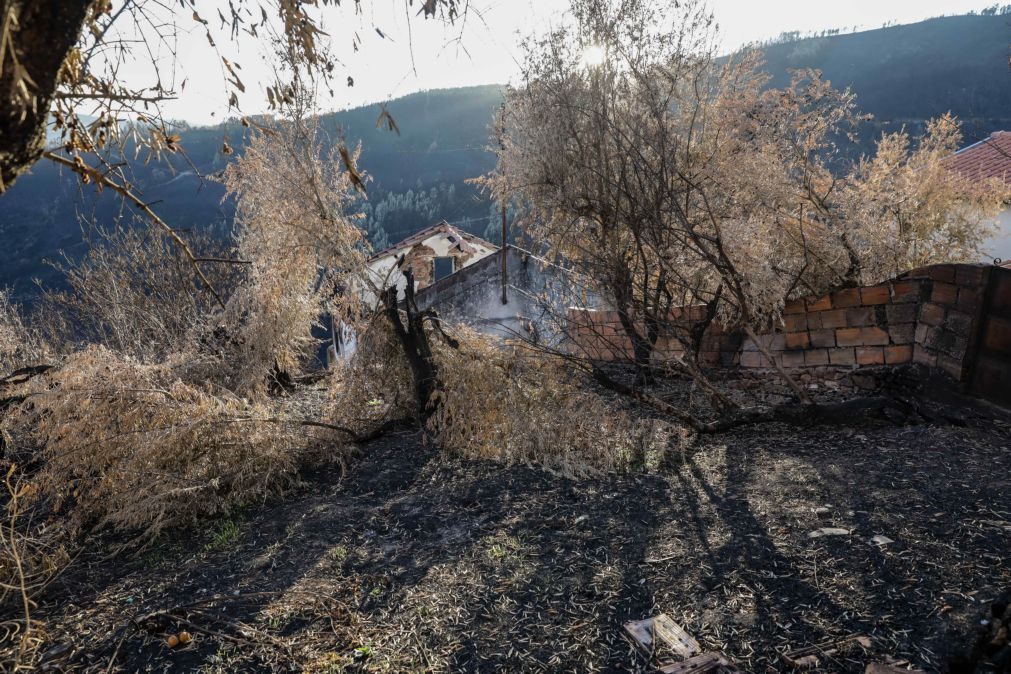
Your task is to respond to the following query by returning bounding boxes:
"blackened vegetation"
[589,362,986,435]
[28,419,1011,673]
[950,591,1011,672]
[0,363,52,457]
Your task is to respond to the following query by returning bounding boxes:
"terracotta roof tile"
[944,131,1011,185]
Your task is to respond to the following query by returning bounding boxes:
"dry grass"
[428,328,683,475]
[0,290,46,374]
[41,227,242,365]
[326,318,415,436]
[3,345,347,541]
[0,465,72,672]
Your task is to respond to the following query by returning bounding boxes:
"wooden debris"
[625,615,746,673]
[865,664,926,674]
[781,633,872,668]
[659,652,745,673]
[624,614,701,659]
[808,527,850,538]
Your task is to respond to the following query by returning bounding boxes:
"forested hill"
[2,12,1010,301]
[756,12,1011,146]
[0,85,506,301]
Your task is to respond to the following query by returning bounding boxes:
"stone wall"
[567,263,995,385]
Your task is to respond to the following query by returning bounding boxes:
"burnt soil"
[28,414,1011,673]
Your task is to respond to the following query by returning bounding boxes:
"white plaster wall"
[982,207,1011,263]
[361,231,497,305]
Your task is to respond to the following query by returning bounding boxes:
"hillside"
[1,13,1009,301]
[757,13,1011,146]
[0,85,505,300]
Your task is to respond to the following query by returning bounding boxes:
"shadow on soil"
[35,416,1011,672]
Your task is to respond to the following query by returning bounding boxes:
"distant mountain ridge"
[756,13,1011,145]
[2,12,1009,301]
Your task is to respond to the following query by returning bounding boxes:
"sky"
[110,0,1001,126]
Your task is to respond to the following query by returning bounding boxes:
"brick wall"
[567,263,993,384]
[969,264,1011,404]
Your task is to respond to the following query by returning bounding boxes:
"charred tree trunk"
[616,307,655,386]
[0,0,92,191]
[686,286,722,364]
[381,269,443,421]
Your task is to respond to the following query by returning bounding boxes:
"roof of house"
[944,131,1011,185]
[369,221,499,262]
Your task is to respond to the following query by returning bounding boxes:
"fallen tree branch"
[743,324,812,404]
[241,415,411,445]
[0,364,53,388]
[588,364,964,434]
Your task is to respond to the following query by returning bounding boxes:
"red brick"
[784,313,807,332]
[784,298,807,315]
[806,295,832,312]
[810,329,836,348]
[740,351,768,368]
[889,324,915,345]
[944,311,974,338]
[902,267,933,280]
[886,304,917,324]
[856,347,885,365]
[785,331,810,349]
[955,265,985,286]
[860,285,891,305]
[804,349,830,366]
[685,306,707,322]
[820,309,848,329]
[836,327,862,347]
[931,282,958,305]
[937,354,964,381]
[781,351,806,368]
[993,276,1011,312]
[700,336,720,352]
[913,344,936,367]
[919,303,945,327]
[846,307,876,327]
[983,317,1011,353]
[915,323,930,345]
[956,286,980,313]
[805,312,822,330]
[884,345,913,364]
[700,351,721,365]
[889,281,921,303]
[860,327,890,346]
[833,288,862,308]
[922,326,944,351]
[719,335,742,351]
[828,348,856,365]
[928,266,956,283]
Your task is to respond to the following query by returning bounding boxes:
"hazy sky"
[119,0,999,125]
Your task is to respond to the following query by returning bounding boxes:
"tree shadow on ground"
[35,418,1011,672]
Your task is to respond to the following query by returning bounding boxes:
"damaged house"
[364,221,500,302]
[325,221,598,363]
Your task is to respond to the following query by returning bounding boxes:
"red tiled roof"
[368,220,498,261]
[944,131,1011,185]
